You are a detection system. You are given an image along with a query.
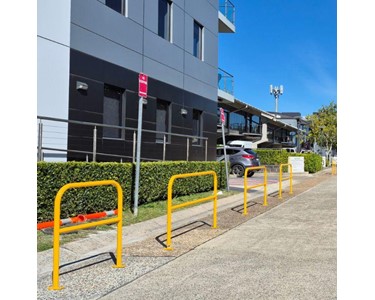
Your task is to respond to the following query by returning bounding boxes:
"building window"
[158,0,172,41]
[193,20,203,60]
[250,115,261,134]
[229,112,246,133]
[192,109,202,145]
[105,0,126,15]
[156,99,170,142]
[103,85,125,139]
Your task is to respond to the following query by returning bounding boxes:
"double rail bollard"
[243,166,268,215]
[48,180,124,291]
[166,171,218,251]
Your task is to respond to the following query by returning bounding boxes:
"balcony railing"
[219,0,235,25]
[218,68,234,95]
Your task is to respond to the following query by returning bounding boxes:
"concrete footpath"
[37,170,336,299]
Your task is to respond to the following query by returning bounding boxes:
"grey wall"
[70,0,219,102]
[37,0,72,161]
[37,0,71,118]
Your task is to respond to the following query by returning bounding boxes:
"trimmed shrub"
[37,162,133,223]
[37,161,227,223]
[303,153,323,173]
[254,149,322,173]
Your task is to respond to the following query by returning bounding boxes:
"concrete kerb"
[37,171,316,280]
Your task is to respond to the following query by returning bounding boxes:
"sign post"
[134,73,148,216]
[220,108,230,192]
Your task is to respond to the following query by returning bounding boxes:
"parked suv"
[216,146,261,177]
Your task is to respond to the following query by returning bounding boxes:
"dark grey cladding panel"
[68,50,218,162]
[69,75,104,113]
[147,77,184,105]
[184,90,218,112]
[70,49,138,91]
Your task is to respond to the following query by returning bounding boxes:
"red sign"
[220,108,225,124]
[138,73,148,98]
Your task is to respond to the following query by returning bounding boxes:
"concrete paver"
[100,175,336,300]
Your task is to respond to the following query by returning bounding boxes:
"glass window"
[192,109,202,145]
[193,20,203,60]
[250,115,261,134]
[158,0,172,41]
[106,0,126,15]
[229,112,246,133]
[103,85,125,139]
[156,100,170,142]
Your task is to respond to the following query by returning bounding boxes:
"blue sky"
[218,0,337,117]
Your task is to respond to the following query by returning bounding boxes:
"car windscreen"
[244,149,257,156]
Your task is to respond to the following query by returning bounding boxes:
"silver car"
[216,146,261,177]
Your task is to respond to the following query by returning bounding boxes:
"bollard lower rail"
[279,163,293,199]
[37,209,118,230]
[166,171,218,251]
[243,166,268,215]
[48,180,124,291]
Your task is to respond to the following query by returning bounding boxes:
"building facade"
[217,98,301,150]
[38,0,234,162]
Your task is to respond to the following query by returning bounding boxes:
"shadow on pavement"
[155,220,212,248]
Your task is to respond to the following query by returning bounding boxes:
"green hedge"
[255,149,322,173]
[303,153,323,173]
[37,161,227,223]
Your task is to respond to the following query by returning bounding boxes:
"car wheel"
[232,164,245,177]
[248,172,255,177]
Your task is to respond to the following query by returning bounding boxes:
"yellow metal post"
[166,176,174,251]
[278,166,282,199]
[243,169,248,215]
[212,172,218,229]
[289,164,293,195]
[263,167,268,206]
[332,161,337,175]
[48,180,124,291]
[165,171,218,251]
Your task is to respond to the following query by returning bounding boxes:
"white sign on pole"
[288,156,305,173]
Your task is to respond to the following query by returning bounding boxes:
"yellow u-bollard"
[48,180,124,291]
[243,166,268,215]
[166,171,218,251]
[279,164,293,199]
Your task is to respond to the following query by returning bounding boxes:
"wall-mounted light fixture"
[76,81,88,91]
[180,108,188,116]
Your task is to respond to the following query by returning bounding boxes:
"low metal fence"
[37,116,208,162]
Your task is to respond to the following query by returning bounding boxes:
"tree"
[306,101,337,161]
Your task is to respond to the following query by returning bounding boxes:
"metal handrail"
[37,116,208,162]
[219,0,235,24]
[218,68,234,95]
